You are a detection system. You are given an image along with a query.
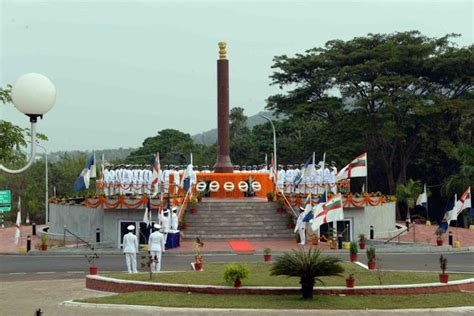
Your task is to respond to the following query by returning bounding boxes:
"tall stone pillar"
[213,42,233,173]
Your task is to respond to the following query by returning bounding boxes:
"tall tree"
[267,32,473,194]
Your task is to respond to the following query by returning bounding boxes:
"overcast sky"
[1,0,472,152]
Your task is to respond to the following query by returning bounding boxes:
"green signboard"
[0,190,11,204]
[0,205,11,212]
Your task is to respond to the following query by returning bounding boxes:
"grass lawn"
[106,262,474,287]
[78,291,474,309]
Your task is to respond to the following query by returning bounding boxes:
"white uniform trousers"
[298,227,306,245]
[150,251,162,272]
[125,253,137,273]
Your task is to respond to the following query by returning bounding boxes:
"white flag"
[416,184,428,207]
[14,197,21,245]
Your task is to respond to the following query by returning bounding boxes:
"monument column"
[213,42,233,173]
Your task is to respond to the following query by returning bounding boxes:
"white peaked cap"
[154,224,161,229]
[171,206,178,211]
[127,225,135,231]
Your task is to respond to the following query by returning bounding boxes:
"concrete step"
[185,233,295,240]
[185,226,291,232]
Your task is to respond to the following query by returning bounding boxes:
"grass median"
[106,262,474,287]
[78,291,474,309]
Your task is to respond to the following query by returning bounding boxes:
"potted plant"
[435,229,444,246]
[287,213,295,229]
[85,253,99,275]
[180,214,188,230]
[266,191,274,202]
[223,263,250,287]
[349,241,358,262]
[345,273,355,288]
[276,200,285,213]
[358,234,366,250]
[40,234,48,251]
[366,247,376,270]
[193,237,204,271]
[197,192,204,202]
[439,255,448,283]
[190,197,198,214]
[263,248,272,262]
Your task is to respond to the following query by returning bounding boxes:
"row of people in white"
[276,163,338,194]
[103,166,153,195]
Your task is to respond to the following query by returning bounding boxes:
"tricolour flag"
[310,193,344,231]
[303,191,327,222]
[348,153,367,178]
[452,187,471,219]
[14,197,21,245]
[416,184,428,208]
[73,153,96,192]
[151,152,162,194]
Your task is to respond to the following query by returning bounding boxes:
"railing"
[63,226,95,250]
[276,188,298,218]
[384,224,409,244]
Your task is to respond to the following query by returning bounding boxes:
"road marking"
[354,261,369,270]
[36,272,55,274]
[8,272,26,275]
[66,271,85,274]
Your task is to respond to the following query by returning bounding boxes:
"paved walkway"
[3,223,474,255]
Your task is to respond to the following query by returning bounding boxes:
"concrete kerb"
[62,300,474,313]
[22,246,474,256]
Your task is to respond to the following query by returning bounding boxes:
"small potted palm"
[263,248,272,262]
[345,273,355,288]
[40,234,48,251]
[190,197,198,214]
[197,192,204,202]
[193,237,204,271]
[439,255,448,283]
[85,253,99,275]
[349,241,358,262]
[287,213,295,229]
[435,229,444,246]
[266,191,274,202]
[366,247,376,270]
[223,263,249,287]
[358,234,366,250]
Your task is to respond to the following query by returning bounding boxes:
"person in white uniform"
[172,166,180,194]
[276,165,286,192]
[329,161,338,194]
[160,209,171,242]
[148,224,165,272]
[123,225,139,273]
[171,206,179,231]
[294,206,310,245]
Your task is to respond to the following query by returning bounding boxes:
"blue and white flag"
[73,154,97,192]
[416,184,428,208]
[294,153,315,186]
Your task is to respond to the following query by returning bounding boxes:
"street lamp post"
[0,73,56,174]
[260,114,277,171]
[36,143,49,224]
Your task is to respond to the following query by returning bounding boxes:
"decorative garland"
[277,192,395,208]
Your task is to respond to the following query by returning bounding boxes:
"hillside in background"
[192,110,280,145]
[49,147,136,163]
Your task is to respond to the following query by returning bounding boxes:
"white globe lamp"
[0,73,56,174]
[11,73,56,121]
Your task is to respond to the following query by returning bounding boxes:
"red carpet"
[228,240,255,253]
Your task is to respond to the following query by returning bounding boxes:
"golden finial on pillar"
[218,42,227,59]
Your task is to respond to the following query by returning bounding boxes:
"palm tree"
[270,248,344,299]
[396,179,422,219]
[442,143,474,197]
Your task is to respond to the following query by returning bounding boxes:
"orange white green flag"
[336,152,367,181]
[310,193,344,231]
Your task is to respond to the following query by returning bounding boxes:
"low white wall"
[344,202,396,239]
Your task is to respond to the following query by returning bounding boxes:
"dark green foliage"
[270,249,344,299]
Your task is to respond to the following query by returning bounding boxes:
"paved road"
[1,252,473,282]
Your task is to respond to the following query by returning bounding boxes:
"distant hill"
[192,110,281,145]
[49,148,136,163]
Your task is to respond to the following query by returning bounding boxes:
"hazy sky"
[1,0,472,152]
